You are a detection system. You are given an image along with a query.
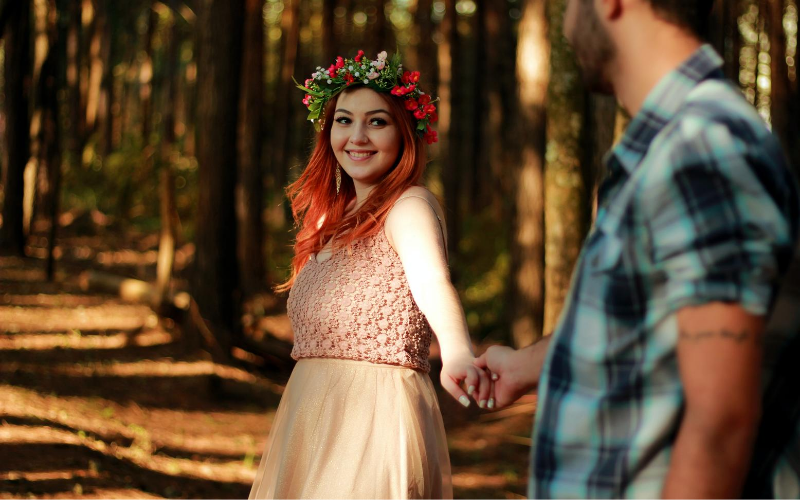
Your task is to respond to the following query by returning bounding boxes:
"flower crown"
[296,50,439,144]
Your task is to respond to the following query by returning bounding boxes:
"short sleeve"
[645,119,791,316]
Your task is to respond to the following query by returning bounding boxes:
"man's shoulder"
[644,78,787,176]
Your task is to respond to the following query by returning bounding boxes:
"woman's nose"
[349,123,369,145]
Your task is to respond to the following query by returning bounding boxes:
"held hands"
[440,352,493,409]
[474,345,536,410]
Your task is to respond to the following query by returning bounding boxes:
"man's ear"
[597,0,623,20]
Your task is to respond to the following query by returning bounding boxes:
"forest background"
[0,0,797,498]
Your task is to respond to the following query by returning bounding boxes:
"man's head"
[563,0,715,94]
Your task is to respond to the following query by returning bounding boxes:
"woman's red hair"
[276,87,427,292]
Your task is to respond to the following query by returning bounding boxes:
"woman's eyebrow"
[333,109,390,116]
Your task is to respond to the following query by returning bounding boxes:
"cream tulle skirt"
[249,358,453,499]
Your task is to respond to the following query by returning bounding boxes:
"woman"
[249,50,491,499]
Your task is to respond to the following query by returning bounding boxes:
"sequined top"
[288,227,434,372]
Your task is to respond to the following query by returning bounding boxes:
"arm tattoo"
[679,328,755,344]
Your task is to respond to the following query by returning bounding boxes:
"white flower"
[374,60,385,70]
[367,70,380,80]
[355,72,360,77]
[348,65,353,70]
[327,79,332,84]
[363,79,369,84]
[377,51,387,61]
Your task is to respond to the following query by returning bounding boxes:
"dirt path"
[0,252,534,499]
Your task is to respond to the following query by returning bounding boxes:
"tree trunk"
[270,0,300,194]
[543,0,590,335]
[509,0,547,347]
[238,0,265,297]
[768,0,792,155]
[65,0,82,164]
[84,0,104,135]
[1,0,32,256]
[141,2,157,146]
[439,0,460,265]
[193,0,245,355]
[322,0,335,64]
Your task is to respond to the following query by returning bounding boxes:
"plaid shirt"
[529,45,800,498]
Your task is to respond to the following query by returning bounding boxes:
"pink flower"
[302,95,313,106]
[404,99,419,111]
[304,78,313,88]
[367,70,380,80]
[354,50,365,62]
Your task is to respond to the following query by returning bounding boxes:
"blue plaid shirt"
[529,45,800,498]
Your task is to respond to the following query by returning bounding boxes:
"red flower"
[303,95,313,106]
[418,94,431,105]
[409,71,420,83]
[304,78,313,88]
[404,99,419,111]
[414,108,426,119]
[391,85,407,96]
[336,56,345,69]
[354,50,365,62]
[344,72,355,85]
[401,71,411,84]
[424,126,438,144]
[328,64,336,74]
[424,103,436,114]
[429,111,439,123]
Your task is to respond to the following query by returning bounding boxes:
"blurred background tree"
[0,0,797,361]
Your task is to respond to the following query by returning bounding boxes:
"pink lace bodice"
[287,228,432,372]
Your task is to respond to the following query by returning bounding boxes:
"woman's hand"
[440,352,492,409]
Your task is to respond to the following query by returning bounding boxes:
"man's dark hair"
[646,0,716,38]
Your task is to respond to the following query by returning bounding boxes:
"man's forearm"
[516,335,552,391]
[662,409,759,498]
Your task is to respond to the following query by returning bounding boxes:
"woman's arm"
[385,187,490,408]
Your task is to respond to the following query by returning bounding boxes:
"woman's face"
[330,87,402,190]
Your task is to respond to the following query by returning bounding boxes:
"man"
[476,0,800,497]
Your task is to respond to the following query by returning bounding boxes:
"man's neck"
[610,23,703,117]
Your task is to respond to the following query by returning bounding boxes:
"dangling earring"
[335,164,342,195]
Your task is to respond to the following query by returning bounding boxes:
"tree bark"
[439,0,460,266]
[270,0,300,194]
[193,0,245,356]
[1,0,32,256]
[65,0,82,164]
[543,0,590,335]
[768,0,793,157]
[238,0,266,297]
[509,0,548,347]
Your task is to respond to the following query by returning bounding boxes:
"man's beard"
[569,1,616,95]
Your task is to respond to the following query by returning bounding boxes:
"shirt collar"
[605,44,725,175]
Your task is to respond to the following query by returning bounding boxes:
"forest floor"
[0,221,535,499]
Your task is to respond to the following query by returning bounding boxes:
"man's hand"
[474,337,551,409]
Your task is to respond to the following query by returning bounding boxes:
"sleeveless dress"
[249,200,453,499]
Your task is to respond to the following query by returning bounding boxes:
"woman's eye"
[334,116,351,124]
[369,118,388,126]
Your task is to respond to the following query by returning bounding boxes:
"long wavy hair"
[276,87,427,292]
